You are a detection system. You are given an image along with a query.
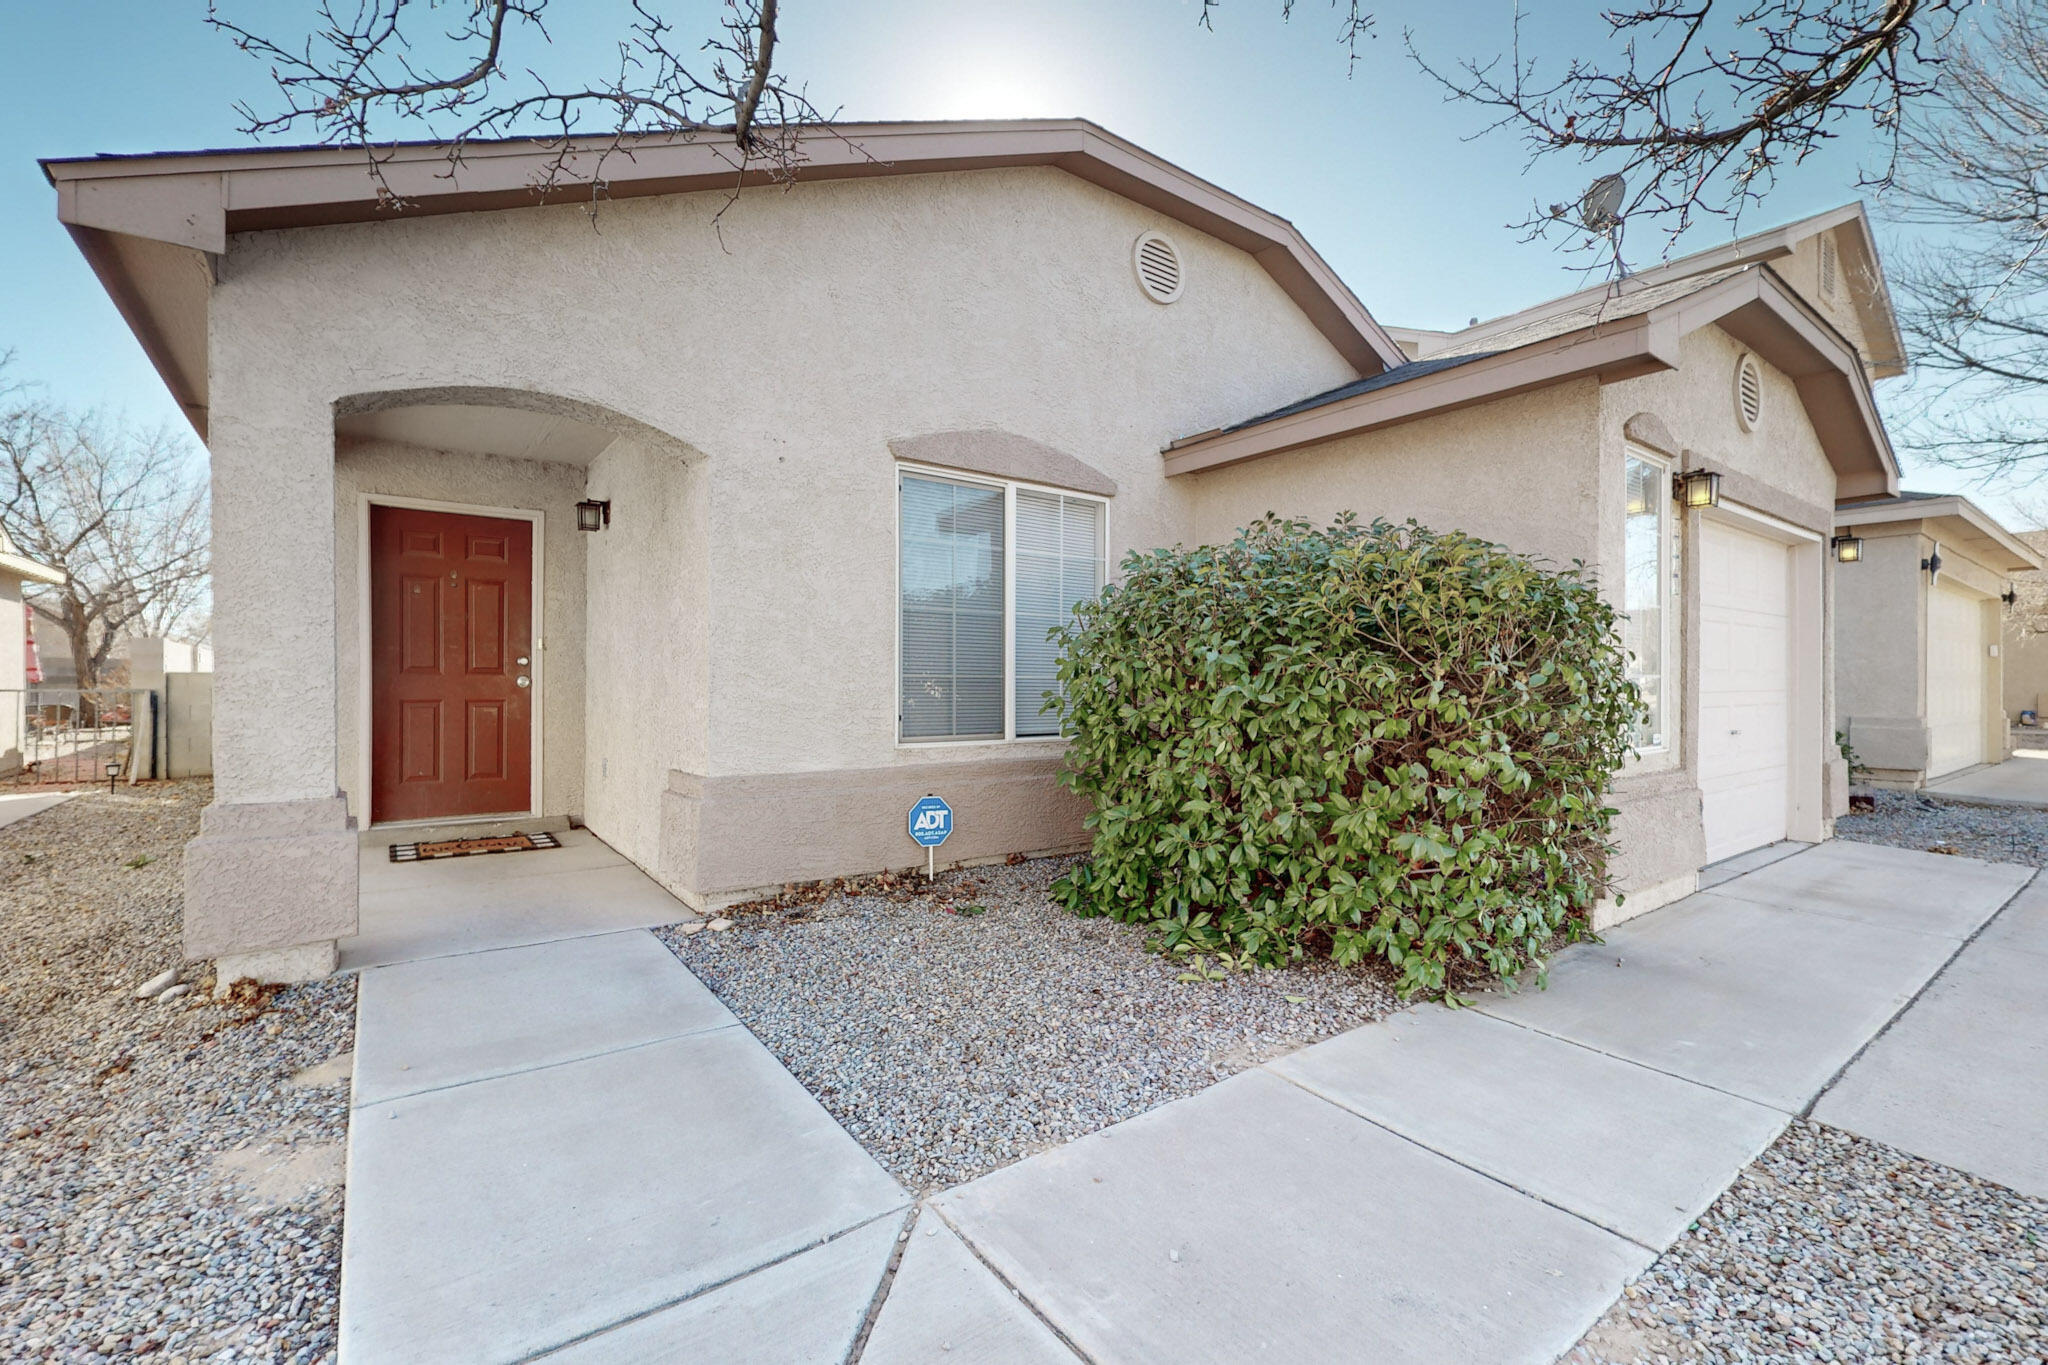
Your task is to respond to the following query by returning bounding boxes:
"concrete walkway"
[1925,748,2048,808]
[335,835,2039,1363]
[0,790,75,830]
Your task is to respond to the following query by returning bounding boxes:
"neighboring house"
[1833,494,2042,787]
[2000,528,2048,731]
[26,602,213,687]
[43,122,1901,985]
[0,532,66,775]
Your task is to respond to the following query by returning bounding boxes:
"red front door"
[369,505,534,823]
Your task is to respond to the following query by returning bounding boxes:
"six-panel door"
[369,505,535,823]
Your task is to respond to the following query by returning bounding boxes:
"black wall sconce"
[1675,469,1722,510]
[2004,585,2019,607]
[1922,546,1943,580]
[1831,535,1864,564]
[576,498,611,532]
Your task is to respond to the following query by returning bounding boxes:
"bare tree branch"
[1406,1,1962,260]
[206,0,834,211]
[1885,0,2048,478]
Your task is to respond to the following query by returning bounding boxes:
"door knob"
[516,676,531,688]
[516,656,530,666]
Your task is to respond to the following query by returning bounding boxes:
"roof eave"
[1833,495,2043,572]
[1166,265,1900,497]
[45,121,1406,431]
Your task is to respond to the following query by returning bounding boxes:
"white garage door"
[1699,520,1793,863]
[1927,582,1989,778]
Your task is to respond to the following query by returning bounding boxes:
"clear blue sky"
[0,0,2016,516]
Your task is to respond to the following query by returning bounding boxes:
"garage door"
[1699,520,1793,863]
[1927,582,1989,778]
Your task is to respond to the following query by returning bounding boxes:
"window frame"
[894,461,1110,747]
[1622,445,1676,757]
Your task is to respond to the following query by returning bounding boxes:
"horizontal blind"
[900,473,1006,740]
[1014,490,1105,736]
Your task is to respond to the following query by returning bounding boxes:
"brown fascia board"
[1834,495,2044,572]
[1165,264,1903,497]
[42,120,1407,412]
[1439,202,1909,380]
[1163,313,1677,476]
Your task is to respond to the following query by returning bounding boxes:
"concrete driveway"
[335,835,2039,1363]
[1926,748,2048,808]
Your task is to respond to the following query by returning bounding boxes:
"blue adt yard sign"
[908,795,953,847]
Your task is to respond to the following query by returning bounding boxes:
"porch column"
[182,378,357,985]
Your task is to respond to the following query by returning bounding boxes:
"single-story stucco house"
[0,531,66,776]
[2002,529,2048,729]
[1833,493,2041,787]
[42,121,1903,984]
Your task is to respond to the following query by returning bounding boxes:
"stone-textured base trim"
[660,753,1090,901]
[1593,871,1698,932]
[212,940,339,994]
[184,796,360,960]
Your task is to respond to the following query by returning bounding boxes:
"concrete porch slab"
[1701,838,2029,939]
[1270,1007,1787,1247]
[1814,895,2048,1199]
[861,1210,1080,1365]
[350,931,735,1106]
[935,1068,1649,1365]
[536,1214,901,1364]
[343,859,693,970]
[356,825,626,886]
[1478,889,1963,1111]
[1925,751,2048,809]
[339,1027,907,1362]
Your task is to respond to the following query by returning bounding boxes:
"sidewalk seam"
[349,1020,741,1109]
[926,1204,1102,1365]
[1800,865,2041,1121]
[1260,1065,1667,1254]
[516,1204,914,1363]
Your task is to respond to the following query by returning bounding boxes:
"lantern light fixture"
[1831,535,1864,564]
[1922,546,1944,580]
[576,499,611,532]
[2004,585,2019,607]
[1675,469,1722,510]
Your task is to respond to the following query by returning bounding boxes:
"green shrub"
[1047,514,1642,999]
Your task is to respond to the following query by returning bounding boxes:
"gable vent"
[1133,231,1184,304]
[1819,233,1838,298]
[1735,353,1764,432]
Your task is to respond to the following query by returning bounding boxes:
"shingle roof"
[1214,352,1497,435]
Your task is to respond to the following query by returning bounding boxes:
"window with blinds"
[898,469,1107,743]
[1014,489,1105,735]
[899,473,1006,740]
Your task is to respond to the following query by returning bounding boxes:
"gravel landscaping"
[0,782,357,1365]
[1837,788,2048,867]
[658,856,1400,1191]
[1569,1119,2047,1365]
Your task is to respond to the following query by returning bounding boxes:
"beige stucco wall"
[1181,379,1604,564]
[582,434,709,876]
[198,163,1361,943]
[332,438,590,828]
[2006,530,2048,722]
[1839,521,2011,785]
[1778,230,1878,368]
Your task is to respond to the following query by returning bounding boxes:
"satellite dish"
[1579,173,1626,231]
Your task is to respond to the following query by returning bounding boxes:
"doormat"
[388,831,562,863]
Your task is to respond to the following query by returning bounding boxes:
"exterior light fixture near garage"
[2004,585,2019,607]
[1831,535,1863,564]
[1675,470,1721,510]
[1922,545,1943,581]
[576,499,611,532]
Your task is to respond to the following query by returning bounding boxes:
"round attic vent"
[1735,353,1764,432]
[1133,231,1184,304]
